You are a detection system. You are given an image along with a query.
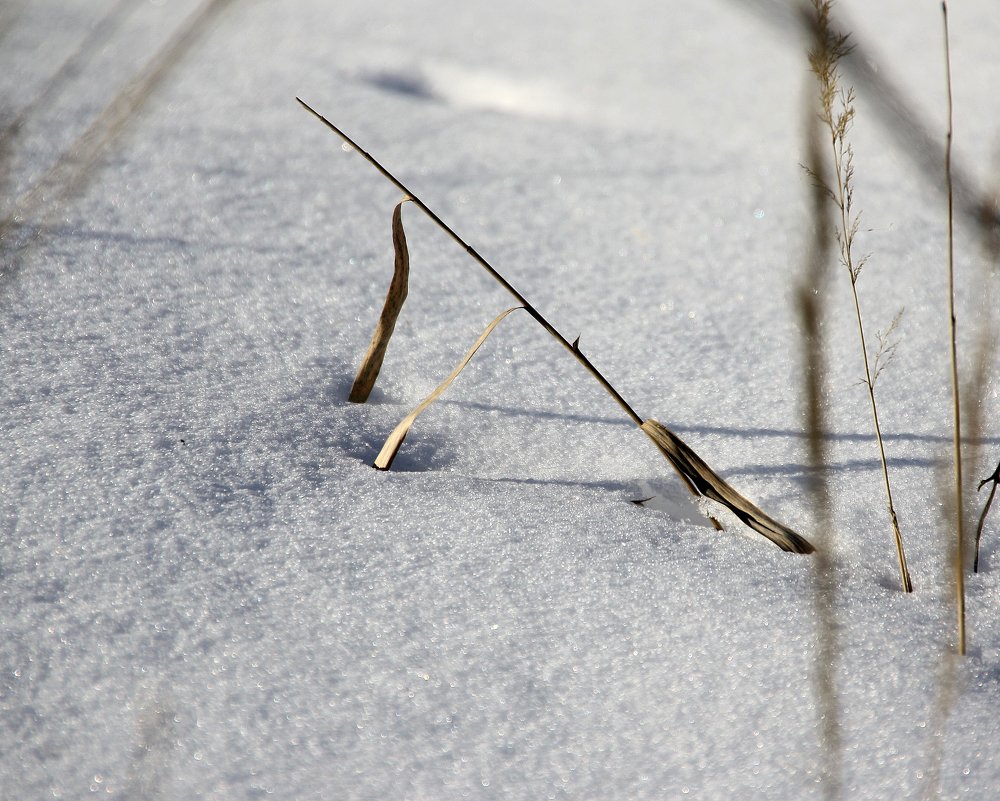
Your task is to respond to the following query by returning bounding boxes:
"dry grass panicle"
[805,0,913,593]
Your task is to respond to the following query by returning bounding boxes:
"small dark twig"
[974,460,1000,573]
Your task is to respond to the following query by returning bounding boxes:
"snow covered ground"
[2,0,999,798]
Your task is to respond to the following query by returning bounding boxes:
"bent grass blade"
[374,307,524,470]
[349,198,412,403]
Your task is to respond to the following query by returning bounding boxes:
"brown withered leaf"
[374,307,524,470]
[349,198,411,403]
[640,419,815,553]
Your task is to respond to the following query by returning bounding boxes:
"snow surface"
[2,0,1000,799]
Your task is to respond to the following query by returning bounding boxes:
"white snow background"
[2,0,1000,798]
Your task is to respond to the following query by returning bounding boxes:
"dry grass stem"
[298,98,814,552]
[807,0,912,592]
[942,0,966,655]
[349,199,412,403]
[374,307,523,470]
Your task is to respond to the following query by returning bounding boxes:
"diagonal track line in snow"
[0,0,240,284]
[0,0,141,149]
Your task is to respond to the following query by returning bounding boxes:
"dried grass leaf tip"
[641,420,815,554]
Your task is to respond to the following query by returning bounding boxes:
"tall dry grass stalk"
[805,0,912,592]
[923,9,972,794]
[298,98,816,553]
[941,0,966,656]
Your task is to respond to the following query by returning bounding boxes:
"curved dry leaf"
[640,419,815,554]
[349,198,412,403]
[374,307,524,470]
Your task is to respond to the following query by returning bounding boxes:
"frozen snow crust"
[2,0,999,799]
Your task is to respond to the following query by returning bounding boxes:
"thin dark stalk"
[942,1,965,656]
[974,461,1000,573]
[296,102,672,443]
[296,99,643,426]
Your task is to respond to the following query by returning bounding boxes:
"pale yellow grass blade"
[641,419,815,553]
[349,198,411,403]
[374,307,524,470]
